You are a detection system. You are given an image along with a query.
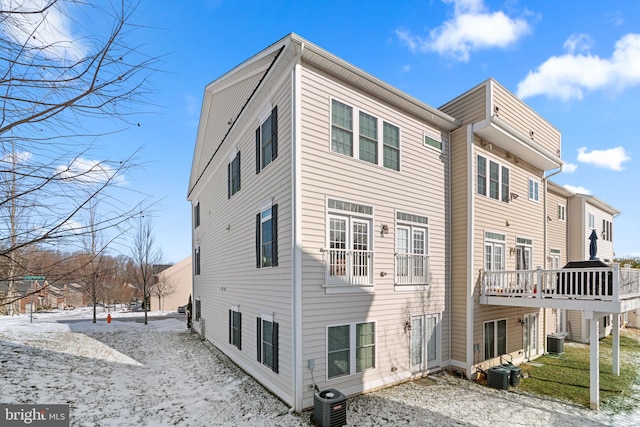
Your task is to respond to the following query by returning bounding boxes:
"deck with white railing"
[479,264,640,313]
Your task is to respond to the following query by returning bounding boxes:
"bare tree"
[151,271,176,312]
[0,0,157,313]
[130,214,160,325]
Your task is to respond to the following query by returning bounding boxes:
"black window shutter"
[272,204,278,266]
[256,213,261,268]
[237,151,241,191]
[256,317,262,363]
[227,162,231,199]
[237,312,242,350]
[271,106,278,161]
[228,310,232,344]
[272,321,279,373]
[255,127,261,174]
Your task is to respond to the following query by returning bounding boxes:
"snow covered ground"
[0,307,638,426]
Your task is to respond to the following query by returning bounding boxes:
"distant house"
[150,257,192,312]
[188,33,640,411]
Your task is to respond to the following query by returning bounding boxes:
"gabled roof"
[187,33,459,199]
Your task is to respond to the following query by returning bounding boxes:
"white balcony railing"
[482,264,640,302]
[395,253,430,285]
[324,248,373,286]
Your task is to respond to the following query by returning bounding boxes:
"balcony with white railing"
[479,264,640,313]
[323,248,374,287]
[395,253,430,285]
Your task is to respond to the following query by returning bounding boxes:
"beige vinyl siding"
[192,72,294,404]
[471,140,546,364]
[191,59,274,191]
[440,84,487,126]
[449,127,469,363]
[586,202,615,261]
[298,63,449,402]
[566,197,585,262]
[567,309,584,342]
[546,190,568,266]
[489,81,561,157]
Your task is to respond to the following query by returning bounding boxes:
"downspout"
[447,129,452,373]
[466,125,475,377]
[542,165,562,353]
[291,40,304,413]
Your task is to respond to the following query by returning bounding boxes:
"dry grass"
[518,328,640,412]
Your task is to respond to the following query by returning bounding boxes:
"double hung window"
[331,99,400,171]
[256,204,278,268]
[229,307,241,350]
[228,152,241,198]
[528,178,539,202]
[558,204,566,222]
[257,315,278,373]
[256,107,278,173]
[477,154,509,202]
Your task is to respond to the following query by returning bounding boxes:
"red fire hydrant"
[107,313,112,324]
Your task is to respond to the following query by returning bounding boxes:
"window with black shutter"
[255,107,278,173]
[255,203,278,268]
[257,316,278,373]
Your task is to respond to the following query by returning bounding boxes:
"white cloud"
[1,151,32,165]
[563,33,593,54]
[56,158,125,185]
[563,184,591,195]
[517,33,640,100]
[402,64,411,72]
[561,163,578,173]
[577,146,630,171]
[396,0,531,62]
[0,0,87,62]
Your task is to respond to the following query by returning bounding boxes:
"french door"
[411,314,439,371]
[522,313,539,359]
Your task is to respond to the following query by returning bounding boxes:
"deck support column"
[613,313,620,376]
[588,312,600,410]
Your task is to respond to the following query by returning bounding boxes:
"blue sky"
[16,0,640,262]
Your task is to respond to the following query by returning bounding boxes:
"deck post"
[613,313,620,376]
[588,313,600,410]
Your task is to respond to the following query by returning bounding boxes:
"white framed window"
[423,132,442,151]
[193,201,200,228]
[383,122,400,171]
[515,237,533,270]
[549,248,561,269]
[331,98,400,171]
[257,314,278,373]
[477,154,509,202]
[528,178,539,202]
[396,211,429,285]
[484,318,507,360]
[484,231,505,271]
[327,321,376,379]
[602,219,612,242]
[229,306,241,350]
[256,203,278,268]
[588,212,595,229]
[558,204,566,222]
[228,151,241,198]
[359,111,378,164]
[194,246,201,276]
[331,99,353,156]
[256,107,278,173]
[326,199,373,286]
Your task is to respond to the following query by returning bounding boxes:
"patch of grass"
[518,333,640,412]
